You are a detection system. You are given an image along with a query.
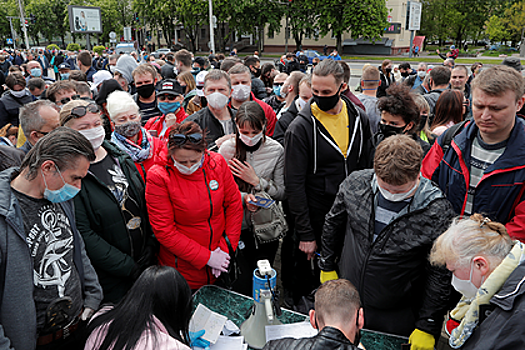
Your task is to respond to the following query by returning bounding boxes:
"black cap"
[158,79,184,96]
[502,57,523,71]
[58,62,71,70]
[194,56,206,67]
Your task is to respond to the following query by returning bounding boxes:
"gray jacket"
[0,168,103,350]
[423,88,446,117]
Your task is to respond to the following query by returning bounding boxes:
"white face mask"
[280,86,289,99]
[207,92,229,110]
[172,155,203,175]
[417,70,426,79]
[79,125,105,151]
[378,178,419,202]
[239,131,263,147]
[11,89,26,98]
[231,84,251,101]
[451,263,481,299]
[296,98,308,111]
[109,65,117,73]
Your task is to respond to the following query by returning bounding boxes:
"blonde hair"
[430,213,513,269]
[106,91,140,121]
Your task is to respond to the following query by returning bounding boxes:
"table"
[192,285,408,350]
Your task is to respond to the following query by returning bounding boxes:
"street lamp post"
[208,0,215,54]
[17,0,30,50]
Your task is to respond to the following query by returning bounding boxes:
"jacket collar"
[491,260,525,311]
[454,117,525,171]
[317,326,355,346]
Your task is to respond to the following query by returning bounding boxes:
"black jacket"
[263,326,359,350]
[184,106,236,151]
[285,58,301,74]
[284,95,374,242]
[263,95,285,115]
[377,67,395,98]
[320,170,455,337]
[161,61,177,79]
[0,90,34,128]
[273,97,300,146]
[251,74,268,100]
[462,259,525,350]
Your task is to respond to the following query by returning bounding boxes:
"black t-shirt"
[11,188,82,333]
[89,154,143,258]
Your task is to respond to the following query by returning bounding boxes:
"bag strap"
[440,119,469,154]
[223,232,234,255]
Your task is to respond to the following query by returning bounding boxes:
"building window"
[268,29,274,39]
[201,28,206,39]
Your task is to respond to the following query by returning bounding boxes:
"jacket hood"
[371,171,446,211]
[115,54,139,84]
[0,167,19,218]
[491,247,525,311]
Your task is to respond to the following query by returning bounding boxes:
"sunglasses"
[169,133,203,145]
[273,82,284,86]
[158,94,179,102]
[59,94,80,106]
[62,103,100,125]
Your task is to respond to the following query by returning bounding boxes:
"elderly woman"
[429,214,525,350]
[107,90,165,181]
[60,99,157,303]
[146,121,243,291]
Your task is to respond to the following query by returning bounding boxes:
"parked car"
[152,48,171,58]
[488,44,517,52]
[303,49,328,64]
[115,42,138,55]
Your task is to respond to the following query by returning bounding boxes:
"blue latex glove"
[189,330,210,349]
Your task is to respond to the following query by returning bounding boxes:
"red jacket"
[144,107,189,141]
[145,150,243,289]
[133,132,166,182]
[230,92,277,136]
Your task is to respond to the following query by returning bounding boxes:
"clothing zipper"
[202,167,214,285]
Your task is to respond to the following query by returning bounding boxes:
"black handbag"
[219,232,241,289]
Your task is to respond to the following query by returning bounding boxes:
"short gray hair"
[313,59,345,85]
[228,64,250,76]
[106,91,140,120]
[204,69,231,90]
[19,100,60,134]
[20,126,95,180]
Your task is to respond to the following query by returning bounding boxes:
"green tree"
[315,0,389,53]
[501,1,525,42]
[486,15,509,42]
[286,0,317,50]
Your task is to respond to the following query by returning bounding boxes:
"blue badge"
[210,180,219,191]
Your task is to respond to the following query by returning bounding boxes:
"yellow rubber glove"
[320,270,339,284]
[408,329,435,350]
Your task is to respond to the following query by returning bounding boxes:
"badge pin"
[209,180,219,190]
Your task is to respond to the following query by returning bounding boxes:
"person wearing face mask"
[218,101,285,296]
[429,214,525,350]
[146,122,243,291]
[60,99,158,303]
[244,56,267,100]
[144,79,189,140]
[131,64,162,125]
[263,280,365,350]
[107,91,166,182]
[376,59,395,98]
[228,64,277,136]
[36,50,50,77]
[273,74,310,145]
[184,70,236,151]
[0,128,103,350]
[263,72,288,114]
[320,135,456,349]
[184,70,208,116]
[373,84,431,156]
[405,62,427,91]
[0,72,34,129]
[398,62,417,81]
[284,59,374,306]
[273,71,305,121]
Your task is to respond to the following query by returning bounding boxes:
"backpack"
[440,119,469,154]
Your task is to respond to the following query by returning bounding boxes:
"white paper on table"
[265,321,318,342]
[190,304,228,344]
[193,336,245,350]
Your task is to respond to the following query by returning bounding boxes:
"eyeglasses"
[169,133,203,145]
[158,94,179,102]
[61,103,100,125]
[59,94,80,106]
[273,82,284,86]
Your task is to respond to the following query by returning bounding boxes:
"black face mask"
[313,84,342,112]
[401,72,409,78]
[385,68,392,74]
[379,122,406,138]
[136,83,155,99]
[253,67,261,78]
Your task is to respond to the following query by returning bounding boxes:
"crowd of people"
[0,45,524,350]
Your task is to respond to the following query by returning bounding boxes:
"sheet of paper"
[265,321,318,342]
[190,304,228,344]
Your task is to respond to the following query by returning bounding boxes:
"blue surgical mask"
[60,73,70,80]
[158,101,181,115]
[31,68,42,77]
[273,85,281,97]
[42,165,80,203]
